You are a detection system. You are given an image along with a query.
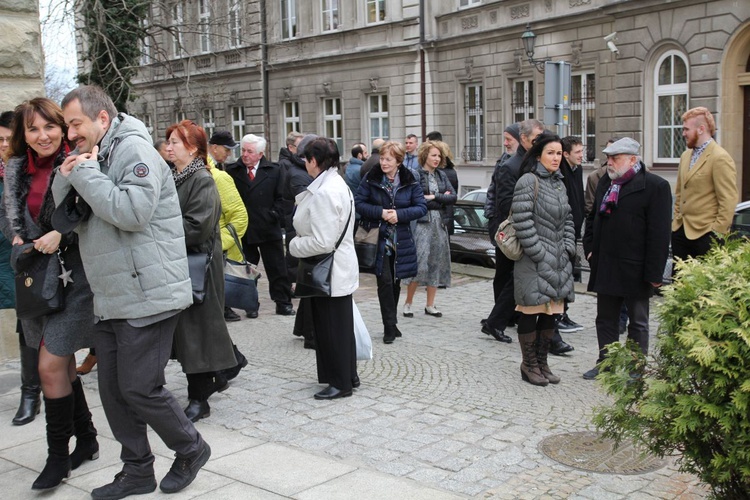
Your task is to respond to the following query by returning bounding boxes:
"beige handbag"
[494,175,538,261]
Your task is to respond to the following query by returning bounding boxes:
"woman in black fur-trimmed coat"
[0,98,97,491]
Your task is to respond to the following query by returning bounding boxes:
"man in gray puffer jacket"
[52,86,210,498]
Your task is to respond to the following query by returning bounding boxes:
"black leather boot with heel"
[13,344,41,426]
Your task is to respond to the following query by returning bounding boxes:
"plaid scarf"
[599,163,642,215]
[172,157,205,187]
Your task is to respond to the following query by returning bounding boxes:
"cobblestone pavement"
[0,266,709,499]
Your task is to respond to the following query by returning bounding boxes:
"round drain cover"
[539,431,666,474]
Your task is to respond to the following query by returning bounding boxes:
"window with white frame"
[366,0,385,24]
[323,97,343,153]
[199,0,211,53]
[322,0,339,31]
[139,114,153,137]
[283,101,300,135]
[202,108,215,139]
[511,79,535,123]
[281,0,297,40]
[369,94,389,142]
[463,83,484,161]
[570,72,596,162]
[655,51,688,162]
[460,0,482,7]
[228,0,241,48]
[139,17,151,66]
[231,106,245,142]
[171,1,184,57]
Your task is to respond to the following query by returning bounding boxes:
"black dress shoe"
[352,375,360,388]
[91,472,157,500]
[550,340,575,356]
[184,400,210,422]
[276,304,296,316]
[481,325,512,343]
[314,386,352,400]
[246,310,259,318]
[223,307,241,322]
[383,334,395,344]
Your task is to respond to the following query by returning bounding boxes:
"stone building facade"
[129,0,750,198]
[0,0,45,111]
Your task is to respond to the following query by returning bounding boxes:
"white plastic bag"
[353,301,373,360]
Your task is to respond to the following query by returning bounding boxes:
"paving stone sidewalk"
[0,266,708,499]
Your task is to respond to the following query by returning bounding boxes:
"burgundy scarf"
[599,163,642,215]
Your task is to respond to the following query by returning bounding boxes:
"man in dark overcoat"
[227,134,295,316]
[582,138,672,380]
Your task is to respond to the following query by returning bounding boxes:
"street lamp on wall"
[521,23,550,73]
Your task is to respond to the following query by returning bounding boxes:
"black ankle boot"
[13,345,41,426]
[70,377,99,470]
[32,394,74,490]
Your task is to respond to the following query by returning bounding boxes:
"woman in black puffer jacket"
[511,132,575,387]
[355,141,426,345]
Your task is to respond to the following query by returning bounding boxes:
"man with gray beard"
[582,138,671,380]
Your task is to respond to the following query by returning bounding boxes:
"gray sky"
[40,0,78,98]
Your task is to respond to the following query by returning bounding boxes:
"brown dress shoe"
[76,353,97,375]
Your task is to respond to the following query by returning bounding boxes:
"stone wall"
[0,0,45,111]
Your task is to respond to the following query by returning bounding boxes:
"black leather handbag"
[295,204,352,299]
[15,250,65,320]
[354,223,379,271]
[224,224,261,312]
[187,231,215,305]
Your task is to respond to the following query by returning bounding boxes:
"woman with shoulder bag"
[289,137,359,400]
[511,131,575,387]
[401,140,456,318]
[165,120,243,421]
[355,141,427,344]
[0,98,98,490]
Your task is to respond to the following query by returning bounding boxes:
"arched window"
[654,51,689,162]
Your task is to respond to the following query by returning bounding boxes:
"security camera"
[603,32,619,56]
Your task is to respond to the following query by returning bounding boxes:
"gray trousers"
[95,315,203,478]
[595,293,650,363]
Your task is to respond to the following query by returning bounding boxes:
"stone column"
[0,0,45,111]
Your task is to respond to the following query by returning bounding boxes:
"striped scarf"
[599,163,641,215]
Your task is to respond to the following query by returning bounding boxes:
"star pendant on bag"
[57,251,74,287]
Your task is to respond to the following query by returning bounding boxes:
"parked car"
[731,200,750,238]
[460,189,487,204]
[451,200,495,268]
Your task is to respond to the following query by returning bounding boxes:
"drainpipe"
[260,0,271,150]
[419,0,426,140]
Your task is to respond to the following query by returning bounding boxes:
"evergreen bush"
[593,239,750,498]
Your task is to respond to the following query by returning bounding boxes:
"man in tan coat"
[672,107,738,262]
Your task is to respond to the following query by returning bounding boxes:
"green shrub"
[593,239,750,499]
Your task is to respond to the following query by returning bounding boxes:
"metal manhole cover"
[539,431,666,474]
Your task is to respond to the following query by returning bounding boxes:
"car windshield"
[454,204,488,229]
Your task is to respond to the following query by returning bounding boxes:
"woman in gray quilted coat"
[511,132,575,386]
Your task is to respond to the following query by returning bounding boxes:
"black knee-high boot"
[70,377,99,470]
[13,344,41,425]
[32,394,74,490]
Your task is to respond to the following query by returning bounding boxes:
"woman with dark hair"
[165,120,241,421]
[355,141,427,344]
[289,137,359,399]
[402,140,456,318]
[0,98,98,490]
[511,131,575,386]
[0,110,42,427]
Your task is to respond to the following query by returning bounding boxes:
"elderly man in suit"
[227,134,295,317]
[582,138,672,380]
[672,107,738,263]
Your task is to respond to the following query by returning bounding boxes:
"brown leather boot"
[76,353,97,375]
[537,329,561,384]
[518,332,549,386]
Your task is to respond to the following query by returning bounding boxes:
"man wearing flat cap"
[582,138,672,380]
[207,131,238,171]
